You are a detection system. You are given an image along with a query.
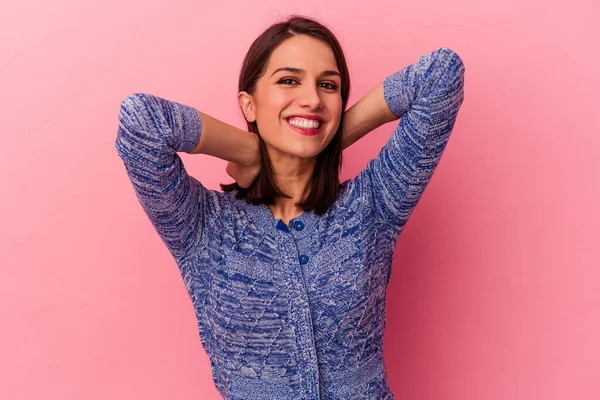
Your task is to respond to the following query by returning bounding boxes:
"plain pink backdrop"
[1,0,599,399]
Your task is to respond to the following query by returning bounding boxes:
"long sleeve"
[115,93,206,259]
[357,47,465,232]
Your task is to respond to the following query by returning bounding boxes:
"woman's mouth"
[285,117,323,136]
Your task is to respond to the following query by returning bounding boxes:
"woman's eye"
[278,78,298,85]
[320,82,339,90]
[278,79,338,91]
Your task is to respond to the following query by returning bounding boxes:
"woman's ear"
[238,91,256,123]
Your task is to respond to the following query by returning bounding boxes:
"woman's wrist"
[241,134,260,168]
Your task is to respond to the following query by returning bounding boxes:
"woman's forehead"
[267,36,338,75]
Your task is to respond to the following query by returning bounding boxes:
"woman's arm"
[352,47,466,231]
[191,111,259,166]
[115,93,257,258]
[341,82,398,150]
[192,111,260,188]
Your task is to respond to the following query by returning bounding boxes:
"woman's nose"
[298,84,323,110]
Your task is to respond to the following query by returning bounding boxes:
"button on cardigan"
[115,47,465,399]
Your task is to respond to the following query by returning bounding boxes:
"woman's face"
[240,35,343,160]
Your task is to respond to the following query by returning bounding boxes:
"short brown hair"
[220,15,351,215]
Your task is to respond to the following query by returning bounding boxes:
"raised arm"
[115,93,257,259]
[352,47,465,232]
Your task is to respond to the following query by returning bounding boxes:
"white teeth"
[287,118,321,129]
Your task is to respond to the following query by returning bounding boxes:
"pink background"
[1,0,599,399]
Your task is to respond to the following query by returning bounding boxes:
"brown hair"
[219,14,351,215]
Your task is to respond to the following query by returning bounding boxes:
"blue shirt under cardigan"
[115,47,465,399]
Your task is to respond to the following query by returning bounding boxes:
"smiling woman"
[115,13,465,400]
[220,20,352,217]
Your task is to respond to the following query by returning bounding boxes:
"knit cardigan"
[115,47,465,399]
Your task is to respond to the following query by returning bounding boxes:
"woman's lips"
[284,118,323,136]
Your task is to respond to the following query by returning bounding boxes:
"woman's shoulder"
[188,178,245,217]
[334,175,372,211]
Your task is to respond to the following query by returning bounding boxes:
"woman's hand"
[225,140,261,188]
[226,160,260,189]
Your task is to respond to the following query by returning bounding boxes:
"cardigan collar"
[246,202,318,240]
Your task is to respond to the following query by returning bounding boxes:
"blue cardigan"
[116,47,465,399]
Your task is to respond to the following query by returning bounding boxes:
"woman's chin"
[289,146,323,159]
[264,140,324,160]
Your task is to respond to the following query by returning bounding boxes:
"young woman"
[116,14,465,400]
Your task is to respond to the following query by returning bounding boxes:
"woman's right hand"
[225,152,261,189]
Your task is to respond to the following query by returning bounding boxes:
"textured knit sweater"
[115,47,465,399]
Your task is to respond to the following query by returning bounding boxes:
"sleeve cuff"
[383,66,412,118]
[174,101,202,153]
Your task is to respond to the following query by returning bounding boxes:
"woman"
[116,14,465,400]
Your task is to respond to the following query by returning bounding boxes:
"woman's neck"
[267,151,315,224]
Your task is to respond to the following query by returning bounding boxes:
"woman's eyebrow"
[270,67,341,79]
